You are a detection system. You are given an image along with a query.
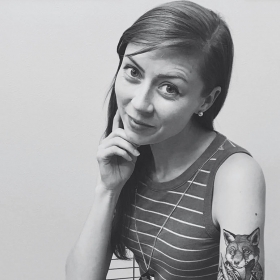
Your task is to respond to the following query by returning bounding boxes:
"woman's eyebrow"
[125,55,188,83]
[125,56,144,72]
[157,74,188,84]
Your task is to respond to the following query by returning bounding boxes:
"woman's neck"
[149,123,216,183]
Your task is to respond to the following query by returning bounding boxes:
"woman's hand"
[96,110,140,194]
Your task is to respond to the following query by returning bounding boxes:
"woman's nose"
[130,85,154,114]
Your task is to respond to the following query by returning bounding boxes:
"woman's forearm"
[65,184,121,280]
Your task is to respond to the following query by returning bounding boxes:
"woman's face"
[115,43,205,146]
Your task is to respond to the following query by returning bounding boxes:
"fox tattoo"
[218,228,263,280]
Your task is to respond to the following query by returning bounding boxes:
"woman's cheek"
[115,79,134,123]
[115,76,131,100]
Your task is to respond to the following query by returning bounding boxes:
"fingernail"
[131,142,140,148]
[134,150,140,156]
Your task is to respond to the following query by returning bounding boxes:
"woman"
[66,1,265,280]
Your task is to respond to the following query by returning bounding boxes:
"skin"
[114,43,221,182]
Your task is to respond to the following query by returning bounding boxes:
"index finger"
[112,109,121,131]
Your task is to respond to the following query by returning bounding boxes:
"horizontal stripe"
[170,216,205,228]
[124,242,218,272]
[126,228,218,263]
[187,181,207,187]
[168,191,204,201]
[134,203,203,216]
[129,214,205,230]
[151,264,218,278]
[133,204,172,218]
[163,227,212,240]
[200,169,210,174]
[125,230,219,252]
[140,242,218,263]
[137,193,204,214]
[209,158,216,161]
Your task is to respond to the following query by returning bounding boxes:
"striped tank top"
[123,131,252,280]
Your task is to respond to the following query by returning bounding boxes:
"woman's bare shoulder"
[212,152,266,225]
[215,152,265,190]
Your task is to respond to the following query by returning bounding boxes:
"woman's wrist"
[94,182,122,204]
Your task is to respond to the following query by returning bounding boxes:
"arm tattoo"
[218,228,263,280]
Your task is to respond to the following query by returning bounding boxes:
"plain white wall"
[0,0,279,279]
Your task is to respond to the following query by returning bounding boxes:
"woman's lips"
[128,115,154,127]
[127,115,155,131]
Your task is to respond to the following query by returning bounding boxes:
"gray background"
[0,0,279,279]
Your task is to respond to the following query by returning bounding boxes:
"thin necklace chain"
[133,138,227,274]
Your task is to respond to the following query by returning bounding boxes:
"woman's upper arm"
[212,153,266,280]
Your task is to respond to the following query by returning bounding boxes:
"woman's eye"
[160,84,180,95]
[124,66,140,78]
[130,68,139,77]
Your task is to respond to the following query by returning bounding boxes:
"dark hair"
[103,0,234,259]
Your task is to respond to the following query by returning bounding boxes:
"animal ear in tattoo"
[217,228,263,280]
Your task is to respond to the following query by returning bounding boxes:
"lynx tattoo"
[218,228,263,280]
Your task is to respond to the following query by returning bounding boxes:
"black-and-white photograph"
[0,1,279,279]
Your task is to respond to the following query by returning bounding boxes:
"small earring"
[198,111,203,117]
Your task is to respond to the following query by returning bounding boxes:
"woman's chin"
[124,131,147,147]
[123,122,158,146]
[126,134,144,146]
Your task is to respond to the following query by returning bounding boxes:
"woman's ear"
[198,86,221,114]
